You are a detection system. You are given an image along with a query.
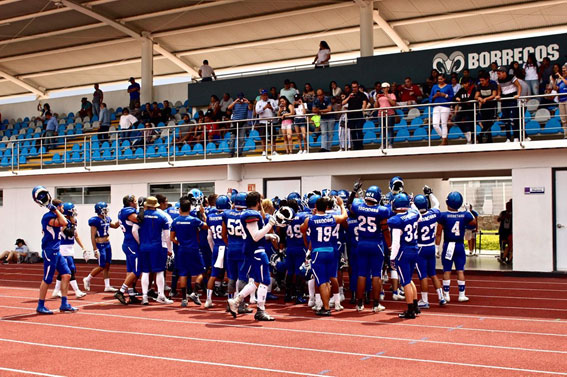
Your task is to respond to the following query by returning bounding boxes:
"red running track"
[0,264,566,377]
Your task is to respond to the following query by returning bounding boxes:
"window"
[148,182,215,203]
[56,186,111,204]
[449,178,511,215]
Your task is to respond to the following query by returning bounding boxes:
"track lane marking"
[0,366,66,377]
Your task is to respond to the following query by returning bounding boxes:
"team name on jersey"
[312,217,335,224]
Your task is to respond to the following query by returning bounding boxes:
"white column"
[141,36,153,104]
[359,0,374,57]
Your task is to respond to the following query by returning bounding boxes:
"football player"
[435,192,477,303]
[284,199,309,304]
[205,195,230,308]
[83,202,120,293]
[345,198,362,304]
[383,176,405,301]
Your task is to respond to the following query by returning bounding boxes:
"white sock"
[390,270,398,280]
[315,293,322,307]
[436,287,444,300]
[156,272,165,296]
[339,286,344,296]
[457,280,466,296]
[308,279,315,299]
[333,293,340,304]
[268,277,274,293]
[206,289,212,301]
[421,292,429,303]
[70,280,80,293]
[104,278,111,288]
[85,274,93,282]
[443,279,451,293]
[235,280,240,296]
[141,273,149,296]
[238,282,257,300]
[54,280,61,292]
[248,278,256,302]
[256,284,268,310]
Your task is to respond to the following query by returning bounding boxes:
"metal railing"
[0,93,565,173]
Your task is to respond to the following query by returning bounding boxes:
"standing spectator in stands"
[523,53,539,96]
[99,103,111,141]
[161,100,173,123]
[219,93,234,119]
[454,78,477,144]
[368,82,382,109]
[255,89,278,156]
[475,72,498,143]
[293,94,308,154]
[343,84,352,97]
[429,75,454,146]
[227,92,250,157]
[44,111,57,150]
[127,77,140,109]
[269,87,278,101]
[303,83,316,107]
[460,69,473,84]
[140,103,152,124]
[313,89,334,152]
[199,60,216,82]
[496,66,522,142]
[277,97,295,154]
[149,102,161,125]
[398,77,423,106]
[489,62,499,82]
[338,93,350,151]
[450,75,462,96]
[539,57,553,94]
[280,79,296,103]
[312,41,331,68]
[343,81,367,150]
[119,108,139,141]
[208,95,220,120]
[290,81,300,96]
[79,97,93,119]
[553,65,567,137]
[376,82,397,148]
[330,81,342,97]
[92,83,103,118]
[509,61,524,79]
[37,102,50,119]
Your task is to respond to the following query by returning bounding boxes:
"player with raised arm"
[414,188,447,308]
[83,202,120,293]
[205,195,230,308]
[115,195,141,305]
[435,192,477,303]
[388,193,420,319]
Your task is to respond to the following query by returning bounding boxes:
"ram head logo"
[432,51,466,74]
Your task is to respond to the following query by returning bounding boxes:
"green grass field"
[476,233,500,251]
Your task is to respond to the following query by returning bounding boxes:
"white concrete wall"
[512,167,553,272]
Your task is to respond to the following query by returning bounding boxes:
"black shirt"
[347,92,366,120]
[455,87,477,111]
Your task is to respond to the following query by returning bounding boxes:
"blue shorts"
[211,244,226,279]
[96,243,112,267]
[226,258,243,281]
[416,245,437,280]
[200,246,212,269]
[42,250,71,284]
[441,242,466,272]
[286,247,306,276]
[249,249,270,286]
[239,256,252,281]
[356,240,384,279]
[63,255,76,273]
[139,248,167,273]
[396,250,418,286]
[123,242,140,277]
[311,248,334,286]
[177,248,205,277]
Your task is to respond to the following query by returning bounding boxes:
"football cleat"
[249,297,257,304]
[443,292,451,302]
[295,296,307,304]
[59,304,78,313]
[104,286,118,293]
[315,308,332,316]
[254,310,275,321]
[439,298,447,306]
[392,290,405,301]
[189,292,202,306]
[114,291,128,305]
[181,299,188,307]
[227,298,239,318]
[418,300,430,309]
[458,295,469,302]
[147,289,158,301]
[238,302,253,314]
[357,304,364,312]
[75,291,87,298]
[372,303,386,312]
[36,306,53,315]
[398,311,416,319]
[141,296,149,305]
[307,297,316,307]
[128,296,141,305]
[334,302,344,312]
[82,278,91,292]
[204,300,214,308]
[415,306,421,316]
[156,295,173,304]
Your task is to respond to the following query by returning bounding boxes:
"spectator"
[161,100,173,123]
[219,93,234,119]
[79,97,93,118]
[254,89,278,156]
[397,77,423,106]
[313,89,334,152]
[149,102,162,125]
[368,81,382,108]
[280,79,296,103]
[466,204,480,256]
[422,77,435,97]
[227,92,250,157]
[119,108,139,141]
[342,80,367,150]
[207,95,220,120]
[343,84,352,97]
[132,101,142,119]
[140,103,152,124]
[523,53,539,96]
[495,66,521,142]
[293,94,308,154]
[199,60,216,81]
[312,40,331,68]
[497,199,513,264]
[44,111,57,150]
[0,239,30,264]
[338,93,350,151]
[429,75,454,146]
[99,103,111,141]
[203,115,220,141]
[277,97,295,154]
[290,81,300,96]
[132,122,158,148]
[303,83,316,106]
[37,102,50,118]
[92,83,103,117]
[127,77,140,109]
[509,61,524,79]
[176,114,196,145]
[193,115,205,145]
[489,62,499,82]
[376,82,397,148]
[454,77,477,144]
[552,65,567,137]
[460,69,473,84]
[475,72,498,143]
[269,86,278,100]
[450,75,462,95]
[539,57,553,94]
[330,81,342,97]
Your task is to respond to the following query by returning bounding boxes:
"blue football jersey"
[88,215,111,238]
[241,209,265,256]
[346,213,359,248]
[308,214,337,250]
[223,209,245,252]
[417,208,441,246]
[138,209,170,252]
[207,211,226,247]
[41,211,61,252]
[171,214,204,250]
[286,212,308,249]
[387,209,420,251]
[118,207,138,245]
[190,209,209,250]
[352,203,390,242]
[438,210,475,243]
[60,223,76,246]
[166,206,180,221]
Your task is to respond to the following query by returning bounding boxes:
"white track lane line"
[0,338,331,377]
[0,366,66,377]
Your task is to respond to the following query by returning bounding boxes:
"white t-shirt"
[255,99,278,123]
[15,245,29,254]
[524,64,539,80]
[316,49,330,66]
[200,65,215,78]
[294,103,308,120]
[119,114,138,130]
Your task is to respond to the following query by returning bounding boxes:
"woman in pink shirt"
[376,82,397,148]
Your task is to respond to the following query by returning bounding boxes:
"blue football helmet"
[62,202,77,217]
[216,195,231,210]
[234,192,247,209]
[337,190,349,200]
[308,194,321,209]
[272,196,281,210]
[446,191,464,210]
[321,189,331,197]
[351,197,364,211]
[188,188,204,206]
[94,201,108,216]
[287,191,301,201]
[329,189,338,197]
[413,194,429,213]
[230,189,238,199]
[365,185,382,203]
[32,185,51,207]
[392,193,410,211]
[389,176,404,194]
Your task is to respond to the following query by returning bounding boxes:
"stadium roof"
[0,0,566,99]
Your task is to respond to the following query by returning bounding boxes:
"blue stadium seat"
[102,149,113,161]
[525,120,541,136]
[70,151,82,163]
[410,117,424,131]
[243,138,255,152]
[412,127,428,141]
[218,141,229,154]
[180,143,191,156]
[206,142,217,154]
[491,122,504,137]
[51,153,62,164]
[29,146,38,157]
[1,156,10,167]
[146,146,157,158]
[542,118,563,135]
[134,148,144,159]
[19,155,26,165]
[394,128,410,143]
[193,143,204,155]
[157,145,167,157]
[249,129,260,141]
[123,148,134,160]
[363,131,377,145]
